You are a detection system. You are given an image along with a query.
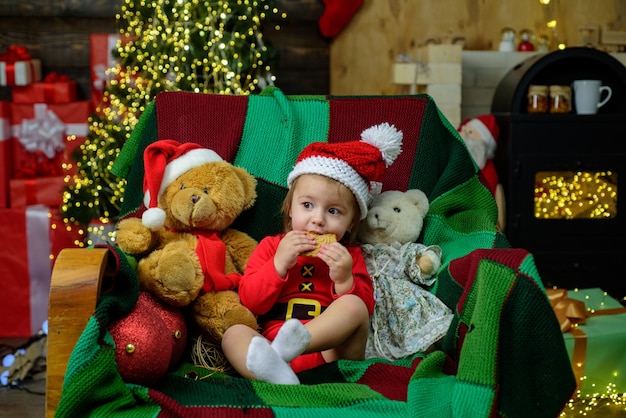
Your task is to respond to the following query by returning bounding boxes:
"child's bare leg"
[303,294,369,363]
[221,324,260,379]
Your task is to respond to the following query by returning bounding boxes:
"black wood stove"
[492,47,626,299]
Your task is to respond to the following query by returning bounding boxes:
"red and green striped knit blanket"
[56,88,576,417]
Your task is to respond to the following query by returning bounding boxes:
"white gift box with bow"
[9,101,91,178]
[12,103,89,158]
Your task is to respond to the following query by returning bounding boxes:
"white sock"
[271,318,311,362]
[246,336,300,385]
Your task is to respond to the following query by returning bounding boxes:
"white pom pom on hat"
[141,139,222,230]
[287,122,403,219]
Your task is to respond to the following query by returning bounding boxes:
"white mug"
[573,80,612,115]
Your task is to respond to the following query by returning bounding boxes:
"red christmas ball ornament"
[108,291,187,386]
[146,292,188,369]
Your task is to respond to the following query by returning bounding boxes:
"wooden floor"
[0,338,45,418]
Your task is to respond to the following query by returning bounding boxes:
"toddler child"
[221,123,403,384]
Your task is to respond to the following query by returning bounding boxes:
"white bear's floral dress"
[361,241,453,361]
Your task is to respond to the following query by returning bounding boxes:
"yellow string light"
[540,0,566,50]
[534,171,617,220]
[557,289,626,416]
[561,386,626,416]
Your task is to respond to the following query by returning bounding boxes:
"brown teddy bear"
[116,139,258,344]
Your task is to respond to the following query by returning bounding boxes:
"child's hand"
[274,230,316,277]
[318,243,354,294]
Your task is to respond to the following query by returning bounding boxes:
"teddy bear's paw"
[417,251,441,277]
[138,247,203,307]
[222,305,258,334]
[116,217,156,254]
[417,255,435,275]
[192,291,258,341]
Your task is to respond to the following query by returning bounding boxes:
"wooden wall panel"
[0,0,118,101]
[0,0,118,17]
[0,16,119,99]
[1,0,623,99]
[330,0,626,95]
[265,1,330,94]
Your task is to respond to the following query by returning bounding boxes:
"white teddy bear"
[358,189,453,361]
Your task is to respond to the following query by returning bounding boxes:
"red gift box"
[0,101,12,208]
[10,102,90,178]
[90,33,120,109]
[0,205,83,337]
[9,176,66,209]
[12,73,77,104]
[0,45,42,86]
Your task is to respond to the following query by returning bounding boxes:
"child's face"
[289,174,357,240]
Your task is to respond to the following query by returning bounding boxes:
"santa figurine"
[457,115,506,231]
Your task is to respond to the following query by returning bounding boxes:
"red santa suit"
[238,234,375,372]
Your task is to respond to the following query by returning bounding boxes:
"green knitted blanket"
[56,88,576,417]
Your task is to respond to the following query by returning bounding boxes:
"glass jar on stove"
[549,85,572,113]
[527,85,548,113]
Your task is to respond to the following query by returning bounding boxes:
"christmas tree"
[61,0,281,240]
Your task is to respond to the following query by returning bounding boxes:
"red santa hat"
[463,115,499,159]
[287,123,403,219]
[141,139,223,230]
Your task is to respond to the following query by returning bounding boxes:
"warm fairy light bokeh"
[535,171,617,220]
[558,289,626,417]
[561,384,626,417]
[60,0,281,244]
[540,0,566,50]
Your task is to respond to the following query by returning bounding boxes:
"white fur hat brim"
[287,156,370,219]
[143,148,222,212]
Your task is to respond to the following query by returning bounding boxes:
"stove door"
[505,153,626,291]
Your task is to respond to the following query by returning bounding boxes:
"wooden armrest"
[45,247,112,418]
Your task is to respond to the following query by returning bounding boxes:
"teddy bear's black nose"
[191,195,200,204]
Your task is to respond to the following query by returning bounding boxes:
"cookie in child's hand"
[303,232,337,257]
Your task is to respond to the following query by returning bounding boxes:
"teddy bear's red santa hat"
[142,139,222,230]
